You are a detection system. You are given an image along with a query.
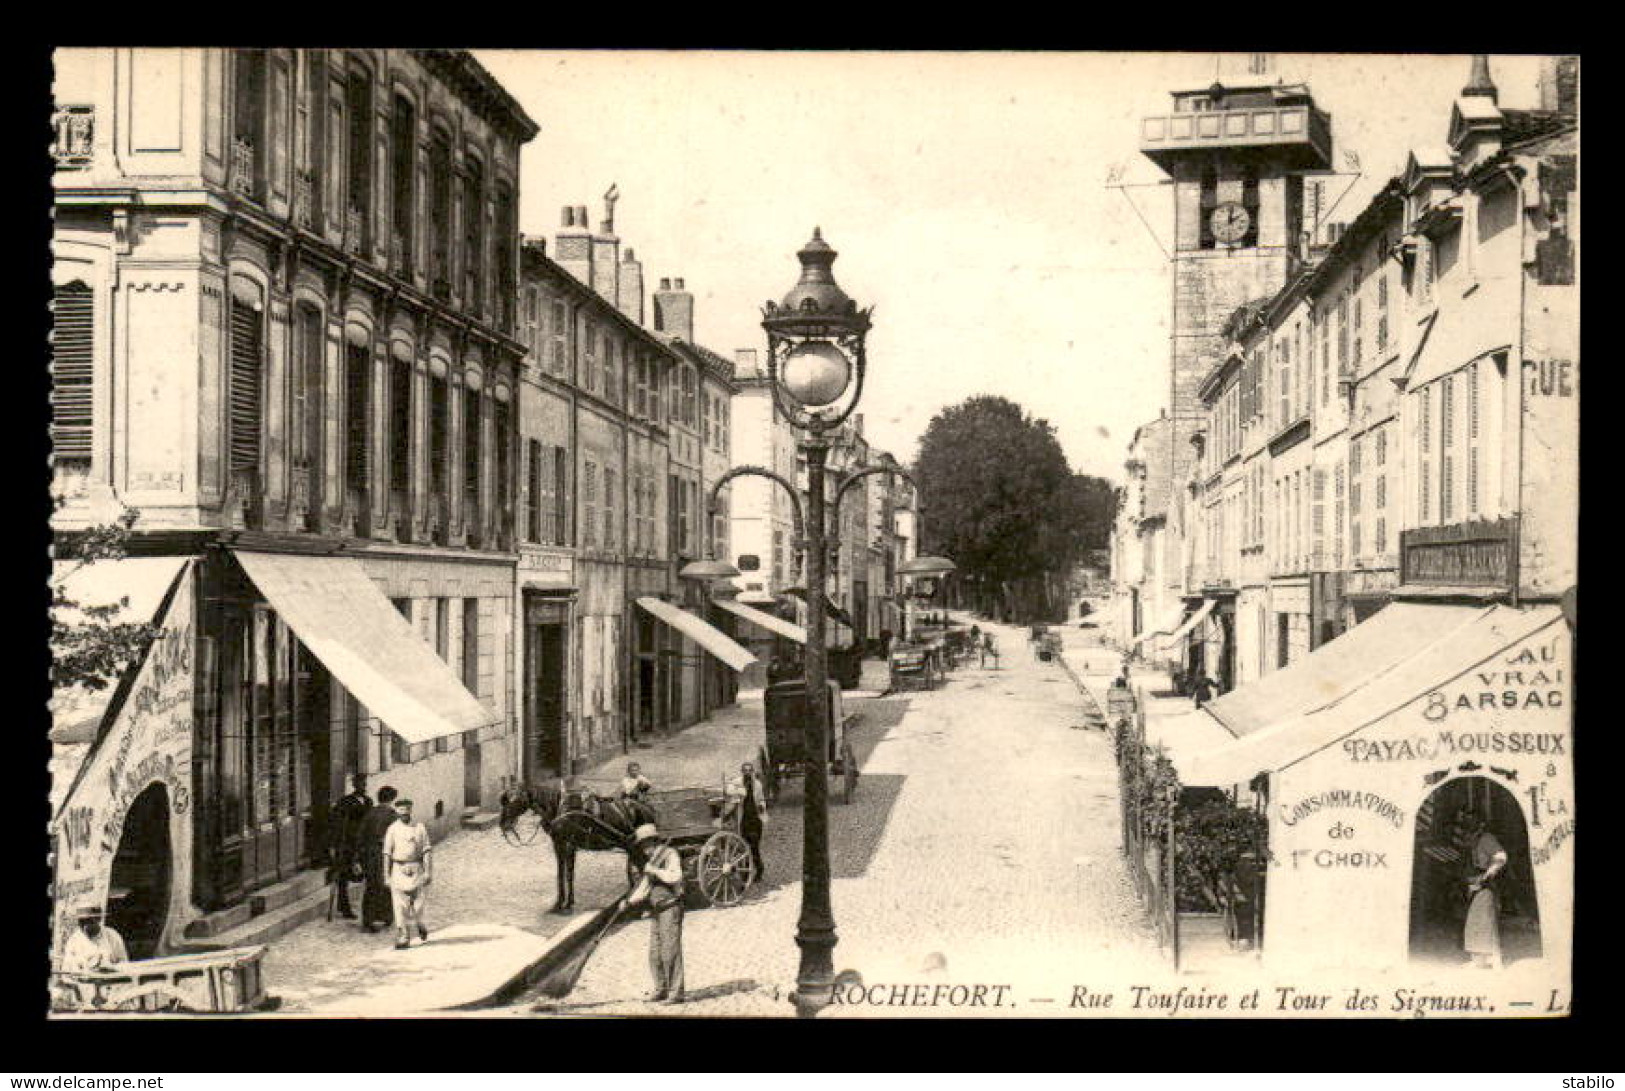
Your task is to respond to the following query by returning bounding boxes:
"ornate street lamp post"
[761,228,872,1017]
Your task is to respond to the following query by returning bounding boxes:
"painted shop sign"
[1261,618,1573,974]
[51,563,196,963]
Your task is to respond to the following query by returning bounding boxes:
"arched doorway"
[107,784,172,960]
[1408,776,1541,966]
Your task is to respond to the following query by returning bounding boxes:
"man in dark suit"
[357,785,399,933]
[328,774,372,920]
[725,762,768,881]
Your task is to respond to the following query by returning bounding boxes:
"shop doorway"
[107,784,172,960]
[524,620,567,780]
[1408,776,1542,966]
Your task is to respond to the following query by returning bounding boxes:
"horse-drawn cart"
[757,678,860,806]
[51,945,270,1014]
[889,640,943,691]
[640,786,758,908]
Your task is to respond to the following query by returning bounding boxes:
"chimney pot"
[674,277,685,289]
[624,248,635,262]
[660,278,671,290]
[576,205,588,226]
[562,206,574,227]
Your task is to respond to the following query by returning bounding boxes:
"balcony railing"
[343,485,369,539]
[344,207,366,256]
[463,492,482,549]
[225,466,263,531]
[52,105,94,171]
[230,140,256,198]
[293,171,315,230]
[1141,103,1333,172]
[390,229,410,278]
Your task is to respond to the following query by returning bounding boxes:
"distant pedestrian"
[620,762,653,801]
[358,785,400,933]
[725,761,768,880]
[1191,675,1216,708]
[980,632,999,668]
[630,823,685,1004]
[382,797,433,950]
[328,774,372,921]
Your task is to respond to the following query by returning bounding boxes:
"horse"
[498,782,657,914]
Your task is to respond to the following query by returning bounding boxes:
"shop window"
[50,281,94,466]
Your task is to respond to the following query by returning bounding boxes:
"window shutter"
[1312,468,1326,568]
[390,356,412,493]
[230,294,264,472]
[344,343,370,488]
[554,446,569,545]
[51,282,94,462]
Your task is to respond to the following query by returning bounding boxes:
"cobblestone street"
[518,616,1157,1018]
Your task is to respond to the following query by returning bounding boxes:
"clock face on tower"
[1210,201,1251,244]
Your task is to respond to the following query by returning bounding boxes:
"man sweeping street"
[630,823,685,1004]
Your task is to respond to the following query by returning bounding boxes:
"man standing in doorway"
[383,797,433,950]
[358,785,399,933]
[328,774,372,920]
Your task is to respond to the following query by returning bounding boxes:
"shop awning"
[1131,604,1188,648]
[713,597,807,644]
[635,597,757,672]
[784,587,854,627]
[1157,598,1217,650]
[1181,604,1562,787]
[50,556,195,743]
[232,551,493,745]
[1203,602,1485,739]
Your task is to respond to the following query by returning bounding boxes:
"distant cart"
[759,678,861,806]
[51,945,270,1014]
[889,641,944,691]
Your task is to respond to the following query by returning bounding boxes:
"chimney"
[555,204,593,288]
[1462,54,1498,102]
[1450,55,1505,170]
[653,276,694,343]
[618,247,644,325]
[590,186,620,307]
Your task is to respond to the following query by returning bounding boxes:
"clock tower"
[1139,74,1334,498]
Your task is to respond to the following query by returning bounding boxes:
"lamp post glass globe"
[780,340,852,408]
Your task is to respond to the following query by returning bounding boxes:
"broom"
[531,877,649,1001]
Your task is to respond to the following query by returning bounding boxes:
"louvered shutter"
[230,294,264,472]
[51,282,94,462]
[344,343,370,489]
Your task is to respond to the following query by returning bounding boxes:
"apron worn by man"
[382,803,433,950]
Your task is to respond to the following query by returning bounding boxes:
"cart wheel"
[841,741,858,804]
[697,830,756,907]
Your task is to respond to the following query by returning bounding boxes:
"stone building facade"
[49,48,534,957]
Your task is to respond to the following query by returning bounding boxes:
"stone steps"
[182,868,329,944]
[184,883,334,952]
[461,809,503,831]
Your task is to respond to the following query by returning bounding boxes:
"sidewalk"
[258,687,809,1015]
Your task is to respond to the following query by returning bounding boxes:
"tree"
[51,499,159,693]
[912,395,1115,621]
